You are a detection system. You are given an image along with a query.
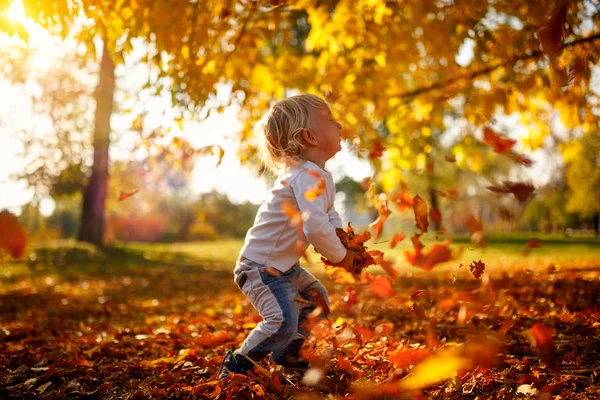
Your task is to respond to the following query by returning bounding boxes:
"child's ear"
[302,129,317,145]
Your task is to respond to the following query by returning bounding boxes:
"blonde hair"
[256,94,330,174]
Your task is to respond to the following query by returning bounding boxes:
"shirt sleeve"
[328,207,344,229]
[290,169,347,263]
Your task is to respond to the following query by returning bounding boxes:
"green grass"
[2,234,599,283]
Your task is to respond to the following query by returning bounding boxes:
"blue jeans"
[232,258,330,361]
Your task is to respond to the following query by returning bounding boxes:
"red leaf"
[368,139,386,159]
[509,152,533,167]
[343,287,358,305]
[486,181,535,204]
[390,232,407,248]
[524,238,542,255]
[430,208,442,224]
[405,239,456,271]
[118,188,139,201]
[538,0,569,60]
[444,155,456,163]
[0,211,28,259]
[482,126,516,154]
[412,195,429,233]
[469,260,485,279]
[368,275,393,297]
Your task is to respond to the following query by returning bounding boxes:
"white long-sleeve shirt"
[239,160,347,272]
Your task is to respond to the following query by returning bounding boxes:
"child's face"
[308,106,343,160]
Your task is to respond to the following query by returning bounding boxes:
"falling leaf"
[369,198,392,240]
[360,177,371,191]
[368,139,385,159]
[412,195,429,233]
[390,232,406,248]
[304,170,326,201]
[538,0,569,61]
[509,152,534,167]
[444,155,456,162]
[527,323,557,369]
[486,181,535,204]
[282,200,303,235]
[0,211,28,259]
[469,260,485,279]
[119,189,139,201]
[393,190,413,212]
[498,206,514,221]
[524,238,542,255]
[399,336,502,390]
[343,287,358,305]
[368,275,393,297]
[430,208,442,224]
[482,126,516,153]
[405,239,457,271]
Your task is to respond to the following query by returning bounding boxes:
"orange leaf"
[482,126,516,154]
[369,199,391,240]
[393,190,413,212]
[118,189,139,201]
[282,200,303,235]
[304,170,325,201]
[529,323,557,369]
[368,275,393,297]
[390,232,406,248]
[412,195,429,233]
[197,331,232,347]
[0,211,28,259]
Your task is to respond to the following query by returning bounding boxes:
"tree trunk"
[594,213,599,237]
[78,41,115,246]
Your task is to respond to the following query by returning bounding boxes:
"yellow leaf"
[400,349,470,390]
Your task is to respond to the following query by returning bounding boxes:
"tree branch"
[393,33,600,100]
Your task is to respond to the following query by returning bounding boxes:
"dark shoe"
[217,350,255,380]
[270,339,310,371]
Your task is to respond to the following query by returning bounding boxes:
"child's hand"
[337,249,364,272]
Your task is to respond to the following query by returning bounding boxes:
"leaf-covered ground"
[1,246,599,399]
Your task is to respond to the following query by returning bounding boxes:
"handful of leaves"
[321,223,377,275]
